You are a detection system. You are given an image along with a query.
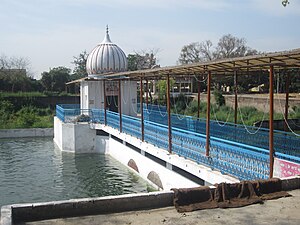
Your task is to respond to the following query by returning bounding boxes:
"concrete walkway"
[25,189,300,225]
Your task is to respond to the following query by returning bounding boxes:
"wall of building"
[121,80,137,116]
[80,80,137,117]
[80,81,104,112]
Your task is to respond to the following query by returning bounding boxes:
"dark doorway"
[106,96,118,113]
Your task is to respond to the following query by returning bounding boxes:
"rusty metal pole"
[206,71,211,157]
[103,80,107,126]
[118,80,122,132]
[234,70,238,124]
[284,72,290,132]
[269,65,274,178]
[140,77,145,141]
[145,79,149,107]
[166,74,172,153]
[197,76,201,119]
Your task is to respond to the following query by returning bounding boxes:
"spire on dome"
[102,25,112,44]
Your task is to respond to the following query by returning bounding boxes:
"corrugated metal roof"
[67,48,300,84]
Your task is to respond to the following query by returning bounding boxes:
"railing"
[56,104,299,180]
[143,119,269,180]
[56,104,82,122]
[143,105,300,158]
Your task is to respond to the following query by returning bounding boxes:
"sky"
[0,0,300,78]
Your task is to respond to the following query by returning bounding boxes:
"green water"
[0,137,148,207]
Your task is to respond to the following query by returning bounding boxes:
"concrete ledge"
[1,191,174,225]
[1,177,299,225]
[0,128,53,139]
[1,206,12,225]
[281,175,300,191]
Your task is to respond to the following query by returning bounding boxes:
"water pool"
[0,137,149,207]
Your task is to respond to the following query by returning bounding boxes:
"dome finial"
[102,25,112,43]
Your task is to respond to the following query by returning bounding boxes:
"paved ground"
[25,189,300,225]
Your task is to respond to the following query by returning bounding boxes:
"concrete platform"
[24,189,300,225]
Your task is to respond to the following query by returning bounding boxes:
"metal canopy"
[67,48,300,84]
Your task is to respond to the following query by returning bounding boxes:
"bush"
[213,90,225,107]
[15,106,40,128]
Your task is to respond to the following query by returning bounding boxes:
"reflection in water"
[0,137,148,207]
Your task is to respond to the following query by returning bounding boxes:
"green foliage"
[0,100,14,123]
[172,94,193,114]
[127,54,139,71]
[213,90,225,107]
[127,50,159,71]
[0,98,54,129]
[41,67,71,92]
[185,100,207,118]
[71,51,88,79]
[157,79,175,105]
[15,107,39,127]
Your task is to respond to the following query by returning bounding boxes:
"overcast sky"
[0,0,299,78]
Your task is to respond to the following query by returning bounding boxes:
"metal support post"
[197,76,201,119]
[166,74,172,153]
[234,70,238,124]
[103,80,107,125]
[140,77,144,141]
[284,72,290,132]
[118,80,122,132]
[269,65,274,178]
[206,71,211,157]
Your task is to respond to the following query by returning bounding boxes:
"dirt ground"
[25,189,300,225]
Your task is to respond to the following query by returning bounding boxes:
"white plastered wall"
[121,80,137,117]
[80,80,137,117]
[80,81,104,112]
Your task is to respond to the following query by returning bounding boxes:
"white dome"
[86,27,128,76]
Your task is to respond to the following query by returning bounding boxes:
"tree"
[71,51,88,80]
[40,67,71,92]
[178,34,262,93]
[178,40,213,64]
[0,54,33,92]
[40,72,52,91]
[178,34,258,64]
[127,49,160,71]
[157,78,175,105]
[214,34,258,59]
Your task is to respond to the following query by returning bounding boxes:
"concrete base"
[54,117,107,153]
